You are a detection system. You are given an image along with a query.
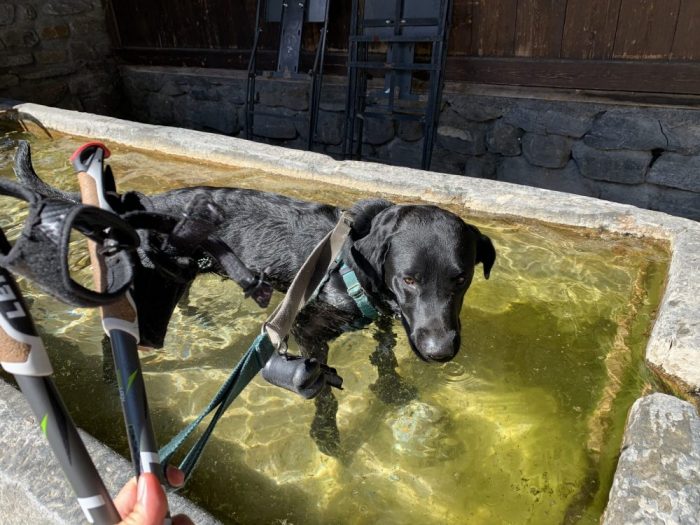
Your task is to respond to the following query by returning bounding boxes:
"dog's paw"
[370,373,418,405]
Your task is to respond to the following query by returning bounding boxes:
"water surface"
[0,124,669,524]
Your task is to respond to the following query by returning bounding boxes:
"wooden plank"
[560,0,622,59]
[111,0,261,50]
[447,56,700,94]
[671,0,700,59]
[613,0,681,59]
[117,46,700,96]
[118,47,349,74]
[466,0,518,57]
[514,0,567,57]
[448,0,473,55]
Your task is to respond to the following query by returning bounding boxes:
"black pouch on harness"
[262,350,343,399]
[0,178,139,307]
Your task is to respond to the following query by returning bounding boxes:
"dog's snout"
[415,328,459,362]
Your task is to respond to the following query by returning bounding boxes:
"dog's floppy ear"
[348,199,393,240]
[346,201,399,293]
[471,226,496,279]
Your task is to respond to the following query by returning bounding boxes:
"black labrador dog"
[15,144,496,455]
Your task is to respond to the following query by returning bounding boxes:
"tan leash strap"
[264,212,353,350]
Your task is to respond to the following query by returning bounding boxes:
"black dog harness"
[115,192,273,348]
[0,178,138,307]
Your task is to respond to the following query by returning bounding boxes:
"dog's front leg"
[311,386,342,457]
[369,315,417,404]
[293,336,342,457]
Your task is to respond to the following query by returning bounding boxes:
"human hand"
[114,467,193,525]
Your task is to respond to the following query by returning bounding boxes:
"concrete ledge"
[4,100,699,406]
[602,394,700,524]
[0,380,220,524]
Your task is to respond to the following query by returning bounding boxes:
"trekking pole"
[71,142,171,522]
[0,259,121,524]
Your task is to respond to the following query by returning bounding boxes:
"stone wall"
[0,0,120,114]
[120,65,699,221]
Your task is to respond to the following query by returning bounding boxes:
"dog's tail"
[13,140,80,202]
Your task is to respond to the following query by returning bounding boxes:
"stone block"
[362,116,395,145]
[121,71,165,93]
[486,119,522,156]
[160,79,189,97]
[311,111,344,145]
[430,146,466,174]
[0,3,15,25]
[597,181,657,209]
[68,69,115,95]
[647,153,700,193]
[21,64,76,80]
[522,133,573,168]
[2,29,40,48]
[504,101,599,138]
[661,115,700,155]
[572,142,651,184]
[0,74,19,89]
[652,186,700,220]
[437,121,487,155]
[503,105,545,134]
[189,101,239,135]
[147,93,175,124]
[439,106,468,128]
[585,109,668,150]
[215,83,246,105]
[40,24,71,40]
[258,81,309,111]
[20,4,36,20]
[541,107,597,138]
[443,94,509,122]
[11,80,69,106]
[0,53,33,67]
[190,87,220,102]
[464,154,497,179]
[33,49,69,65]
[397,119,423,142]
[43,0,93,15]
[319,84,346,112]
[497,156,596,197]
[69,40,111,63]
[252,106,298,140]
[602,394,700,525]
[378,138,424,169]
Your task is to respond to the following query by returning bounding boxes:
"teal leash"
[158,213,382,484]
[159,333,275,483]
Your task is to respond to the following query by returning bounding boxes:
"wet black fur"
[13,141,496,457]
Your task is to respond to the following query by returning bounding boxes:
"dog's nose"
[417,330,459,362]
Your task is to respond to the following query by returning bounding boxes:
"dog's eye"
[403,277,416,286]
[455,275,467,285]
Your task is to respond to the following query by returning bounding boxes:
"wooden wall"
[110,0,700,95]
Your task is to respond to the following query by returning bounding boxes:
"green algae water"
[0,123,670,525]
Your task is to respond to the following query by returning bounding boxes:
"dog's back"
[150,187,342,290]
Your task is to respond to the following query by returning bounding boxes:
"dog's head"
[348,200,495,363]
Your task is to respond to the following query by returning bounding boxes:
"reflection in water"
[0,127,669,524]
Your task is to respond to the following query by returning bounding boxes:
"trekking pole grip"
[73,143,138,337]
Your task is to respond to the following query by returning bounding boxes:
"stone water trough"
[1,100,699,523]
